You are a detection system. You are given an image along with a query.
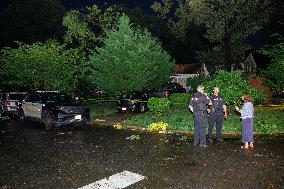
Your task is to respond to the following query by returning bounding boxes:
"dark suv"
[117,92,152,113]
[0,91,28,118]
[19,91,90,130]
[151,82,186,97]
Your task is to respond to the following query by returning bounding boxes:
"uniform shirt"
[240,102,254,119]
[189,92,210,112]
[209,94,225,112]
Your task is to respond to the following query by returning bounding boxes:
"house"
[231,53,257,75]
[170,63,209,89]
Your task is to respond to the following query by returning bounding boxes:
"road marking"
[78,171,145,189]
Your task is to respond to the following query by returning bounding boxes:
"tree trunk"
[224,22,232,72]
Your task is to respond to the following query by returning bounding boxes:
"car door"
[31,94,43,119]
[22,94,43,119]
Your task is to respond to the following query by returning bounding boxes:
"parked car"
[117,91,152,113]
[151,82,186,97]
[18,91,90,130]
[0,91,28,118]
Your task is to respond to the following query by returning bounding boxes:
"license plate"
[75,115,82,119]
[122,107,127,111]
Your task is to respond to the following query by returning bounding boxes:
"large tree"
[260,34,284,92]
[62,4,123,52]
[0,41,88,95]
[152,0,275,71]
[90,15,174,95]
[0,0,65,48]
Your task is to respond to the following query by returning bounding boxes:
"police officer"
[189,85,212,148]
[208,86,227,142]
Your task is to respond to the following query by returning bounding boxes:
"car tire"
[44,112,53,130]
[18,109,25,120]
[140,103,146,113]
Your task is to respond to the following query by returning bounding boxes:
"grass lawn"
[123,104,284,134]
[86,98,284,134]
[86,101,117,118]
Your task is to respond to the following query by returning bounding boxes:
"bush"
[147,97,170,113]
[204,70,266,105]
[169,93,189,106]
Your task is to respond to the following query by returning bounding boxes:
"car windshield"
[45,93,74,104]
[121,93,143,99]
[9,94,25,100]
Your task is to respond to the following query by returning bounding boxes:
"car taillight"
[5,101,10,107]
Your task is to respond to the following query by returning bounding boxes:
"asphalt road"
[0,119,283,189]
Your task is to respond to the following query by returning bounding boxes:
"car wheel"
[18,109,25,120]
[44,113,53,130]
[140,103,146,113]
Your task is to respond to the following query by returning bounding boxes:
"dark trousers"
[193,111,207,145]
[208,111,223,140]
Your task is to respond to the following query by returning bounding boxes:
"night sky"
[0,0,156,12]
[61,0,155,13]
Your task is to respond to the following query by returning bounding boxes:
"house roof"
[173,63,207,74]
[241,53,257,68]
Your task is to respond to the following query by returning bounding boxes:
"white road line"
[78,170,145,189]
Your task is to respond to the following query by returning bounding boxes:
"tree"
[259,34,284,92]
[0,0,65,48]
[90,15,174,95]
[62,4,123,52]
[0,41,88,95]
[152,0,275,71]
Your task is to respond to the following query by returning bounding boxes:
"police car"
[0,91,28,118]
[18,91,90,130]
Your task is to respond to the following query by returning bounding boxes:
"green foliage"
[124,105,284,133]
[259,34,284,91]
[169,93,189,106]
[152,0,275,70]
[124,106,193,131]
[203,70,266,105]
[253,106,284,134]
[148,97,170,113]
[90,15,174,95]
[254,120,278,133]
[62,4,123,51]
[0,41,88,95]
[87,101,117,118]
[186,75,209,93]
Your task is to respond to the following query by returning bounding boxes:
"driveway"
[0,119,283,189]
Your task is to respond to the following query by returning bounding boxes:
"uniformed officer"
[189,85,212,148]
[208,86,227,142]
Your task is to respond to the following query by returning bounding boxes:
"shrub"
[204,70,266,105]
[147,97,170,113]
[169,93,189,106]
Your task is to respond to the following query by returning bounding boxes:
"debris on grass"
[126,134,140,140]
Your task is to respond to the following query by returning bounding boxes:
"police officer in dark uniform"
[208,86,227,141]
[189,85,212,148]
